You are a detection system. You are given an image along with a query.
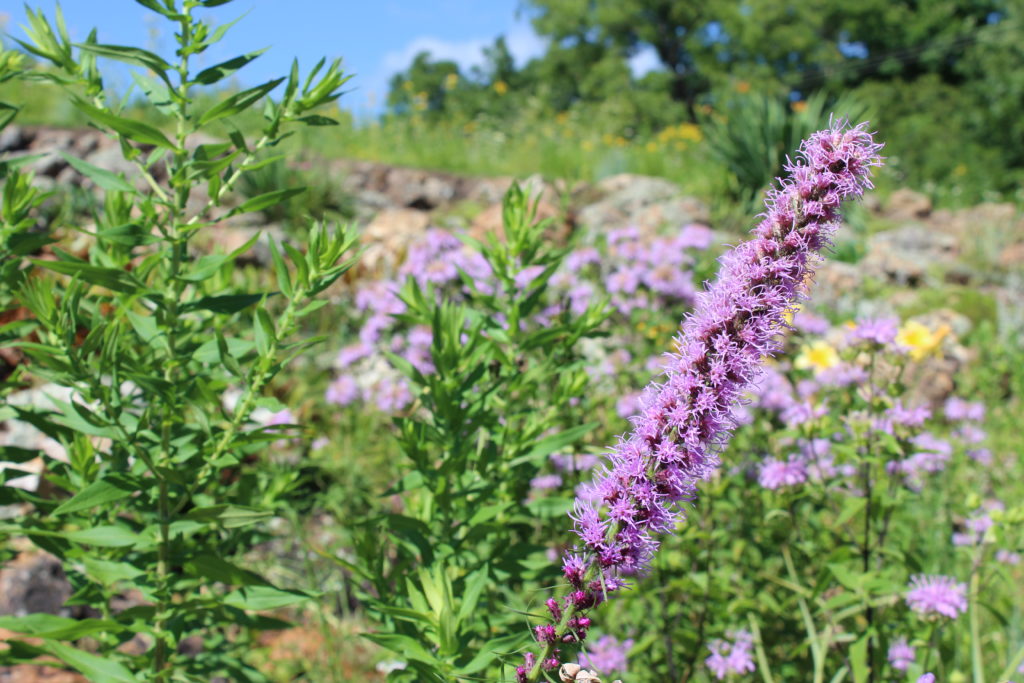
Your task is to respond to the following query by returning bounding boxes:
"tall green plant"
[335,186,609,681]
[0,2,356,679]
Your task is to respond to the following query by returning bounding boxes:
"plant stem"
[153,7,193,674]
[968,563,985,683]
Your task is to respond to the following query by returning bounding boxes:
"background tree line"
[386,0,1024,196]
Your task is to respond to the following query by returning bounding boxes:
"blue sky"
[1,0,561,115]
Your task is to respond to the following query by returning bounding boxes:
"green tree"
[387,51,461,114]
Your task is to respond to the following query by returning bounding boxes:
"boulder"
[883,188,932,222]
[0,552,70,616]
[359,208,431,273]
[862,224,958,286]
[577,173,709,233]
[469,200,565,244]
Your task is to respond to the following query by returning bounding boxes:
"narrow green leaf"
[228,187,303,217]
[362,633,440,667]
[53,473,138,515]
[65,525,141,548]
[193,48,268,85]
[57,152,135,193]
[40,641,137,682]
[30,258,145,294]
[221,585,313,611]
[253,308,274,356]
[198,77,285,126]
[184,293,265,314]
[72,100,175,150]
[508,422,599,467]
[183,554,269,587]
[0,615,123,640]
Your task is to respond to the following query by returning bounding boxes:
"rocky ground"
[0,125,1022,679]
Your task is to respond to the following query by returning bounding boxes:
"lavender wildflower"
[550,453,601,473]
[846,316,899,346]
[325,374,360,406]
[887,637,916,671]
[758,457,808,490]
[944,396,985,422]
[518,120,883,680]
[706,630,757,680]
[918,675,936,683]
[579,635,634,676]
[531,474,564,491]
[996,549,1021,565]
[370,376,412,413]
[906,574,968,619]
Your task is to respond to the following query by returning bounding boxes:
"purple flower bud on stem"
[520,119,883,681]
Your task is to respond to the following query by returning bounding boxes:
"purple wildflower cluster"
[562,224,710,316]
[328,220,711,417]
[578,634,634,676]
[517,121,883,680]
[705,630,757,680]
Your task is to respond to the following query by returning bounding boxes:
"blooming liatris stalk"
[517,120,883,682]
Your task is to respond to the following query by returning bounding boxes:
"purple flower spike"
[520,120,883,678]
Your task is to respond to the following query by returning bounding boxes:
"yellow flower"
[581,140,594,151]
[735,80,751,94]
[645,141,658,153]
[444,73,459,90]
[794,340,840,373]
[493,80,508,95]
[896,321,950,360]
[677,123,702,142]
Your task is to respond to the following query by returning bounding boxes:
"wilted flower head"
[905,574,967,619]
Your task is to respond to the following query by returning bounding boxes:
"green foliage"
[339,186,609,680]
[0,1,357,679]
[700,91,870,204]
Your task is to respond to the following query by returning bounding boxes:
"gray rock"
[883,188,932,222]
[577,173,709,232]
[862,224,958,286]
[0,552,71,617]
[0,124,32,153]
